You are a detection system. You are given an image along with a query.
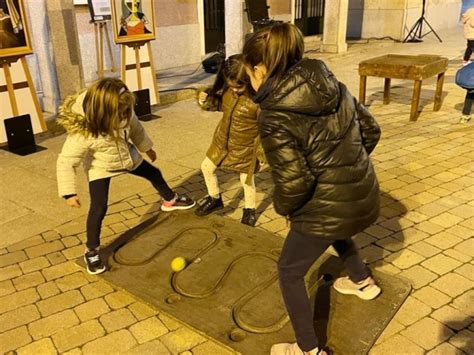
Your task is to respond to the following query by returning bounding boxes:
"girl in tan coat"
[463,7,474,64]
[57,78,195,274]
[196,55,264,226]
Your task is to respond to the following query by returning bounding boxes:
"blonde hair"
[242,23,304,86]
[83,78,135,138]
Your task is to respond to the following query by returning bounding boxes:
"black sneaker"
[84,249,106,275]
[161,193,196,212]
[241,208,256,227]
[195,194,224,216]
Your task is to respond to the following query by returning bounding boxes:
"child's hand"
[146,149,157,162]
[66,196,81,208]
[198,92,208,105]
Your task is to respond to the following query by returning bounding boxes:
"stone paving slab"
[73,211,410,354]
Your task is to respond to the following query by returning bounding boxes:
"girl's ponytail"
[208,54,251,97]
[208,59,227,98]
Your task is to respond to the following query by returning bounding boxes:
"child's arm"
[356,101,381,155]
[259,113,316,217]
[197,88,222,111]
[56,134,88,200]
[128,112,153,153]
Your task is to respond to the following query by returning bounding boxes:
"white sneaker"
[460,115,471,123]
[333,276,381,300]
[270,342,326,355]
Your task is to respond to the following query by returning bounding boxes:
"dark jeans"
[462,90,474,115]
[464,40,474,61]
[278,229,371,351]
[86,160,175,249]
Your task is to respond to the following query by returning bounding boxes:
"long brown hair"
[242,23,304,85]
[208,54,251,97]
[83,78,135,138]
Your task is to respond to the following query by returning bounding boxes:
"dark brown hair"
[208,54,251,97]
[242,23,304,84]
[83,78,135,138]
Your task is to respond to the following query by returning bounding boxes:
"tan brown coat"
[464,8,474,40]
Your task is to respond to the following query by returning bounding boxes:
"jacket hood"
[259,58,340,116]
[464,8,474,23]
[57,90,89,135]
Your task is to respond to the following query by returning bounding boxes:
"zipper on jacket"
[115,129,132,170]
[223,94,240,151]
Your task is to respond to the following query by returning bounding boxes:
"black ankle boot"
[241,208,256,227]
[195,195,224,216]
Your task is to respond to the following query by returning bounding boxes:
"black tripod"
[403,0,442,43]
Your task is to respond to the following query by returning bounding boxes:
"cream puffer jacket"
[464,8,474,40]
[56,90,153,197]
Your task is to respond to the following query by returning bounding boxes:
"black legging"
[463,90,474,115]
[86,160,175,249]
[278,229,371,351]
[464,40,474,62]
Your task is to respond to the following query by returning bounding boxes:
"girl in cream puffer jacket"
[57,78,195,275]
[56,89,152,194]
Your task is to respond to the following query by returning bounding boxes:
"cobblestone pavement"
[0,28,472,354]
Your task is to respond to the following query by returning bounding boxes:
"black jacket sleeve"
[356,102,381,155]
[259,112,316,216]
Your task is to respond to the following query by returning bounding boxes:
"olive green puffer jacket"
[200,88,265,178]
[254,58,381,240]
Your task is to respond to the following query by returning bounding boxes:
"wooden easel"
[0,56,46,143]
[120,41,160,105]
[93,21,116,79]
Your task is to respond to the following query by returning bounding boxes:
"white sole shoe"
[333,276,381,300]
[161,201,196,212]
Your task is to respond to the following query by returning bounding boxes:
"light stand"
[403,0,442,43]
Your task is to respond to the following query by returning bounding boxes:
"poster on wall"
[0,0,32,58]
[111,0,155,44]
[87,0,112,22]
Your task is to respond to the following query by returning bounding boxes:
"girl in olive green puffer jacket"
[196,55,265,227]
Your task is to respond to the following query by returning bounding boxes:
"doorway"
[204,0,225,53]
[294,0,325,36]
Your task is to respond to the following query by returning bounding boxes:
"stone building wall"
[23,0,202,111]
[405,0,462,39]
[74,0,201,85]
[348,0,462,40]
[268,0,292,22]
[20,0,464,114]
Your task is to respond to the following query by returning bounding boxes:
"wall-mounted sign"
[87,0,112,22]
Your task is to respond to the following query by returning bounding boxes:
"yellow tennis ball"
[171,257,187,272]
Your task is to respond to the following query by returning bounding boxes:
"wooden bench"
[358,54,449,121]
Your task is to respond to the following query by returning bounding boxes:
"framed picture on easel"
[110,0,155,44]
[87,0,112,22]
[0,0,32,58]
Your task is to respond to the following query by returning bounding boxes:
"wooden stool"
[359,54,448,121]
